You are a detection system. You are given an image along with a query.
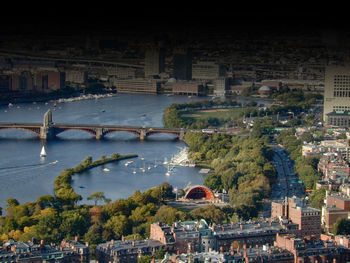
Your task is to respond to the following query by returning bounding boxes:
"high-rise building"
[192,61,220,81]
[144,48,165,77]
[173,48,192,80]
[324,66,350,127]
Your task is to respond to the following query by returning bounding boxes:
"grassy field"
[180,108,244,121]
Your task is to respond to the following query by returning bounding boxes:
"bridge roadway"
[0,122,186,140]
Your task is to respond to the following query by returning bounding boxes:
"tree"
[331,218,350,235]
[309,188,326,209]
[59,210,89,239]
[6,198,19,207]
[104,215,130,240]
[87,191,111,206]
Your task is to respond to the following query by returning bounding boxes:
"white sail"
[40,146,47,157]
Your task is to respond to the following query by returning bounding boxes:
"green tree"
[331,218,350,235]
[6,198,19,207]
[104,215,130,240]
[87,191,111,206]
[309,188,326,209]
[59,210,89,239]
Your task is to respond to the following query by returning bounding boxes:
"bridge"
[0,110,185,141]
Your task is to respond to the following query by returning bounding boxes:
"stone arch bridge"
[0,110,186,141]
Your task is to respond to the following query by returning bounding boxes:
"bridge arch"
[103,129,140,138]
[146,131,180,138]
[0,127,41,137]
[54,128,97,138]
[184,185,215,200]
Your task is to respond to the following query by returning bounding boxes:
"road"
[262,144,305,218]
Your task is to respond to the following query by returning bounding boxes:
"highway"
[262,144,305,218]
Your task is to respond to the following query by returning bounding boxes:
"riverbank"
[54,153,138,205]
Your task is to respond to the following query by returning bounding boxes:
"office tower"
[324,66,350,127]
[144,48,165,77]
[173,48,192,80]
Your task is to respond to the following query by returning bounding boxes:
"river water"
[0,94,273,209]
[0,94,211,208]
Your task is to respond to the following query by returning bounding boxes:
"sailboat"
[165,165,171,176]
[40,146,47,157]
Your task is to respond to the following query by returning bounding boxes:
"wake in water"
[0,160,58,171]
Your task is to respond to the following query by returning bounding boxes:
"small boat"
[163,157,168,165]
[103,168,110,172]
[147,166,151,170]
[50,160,59,164]
[165,165,171,176]
[140,157,145,160]
[132,169,136,174]
[79,185,85,189]
[40,146,47,157]
[125,161,134,167]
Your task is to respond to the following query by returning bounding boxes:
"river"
[0,93,274,209]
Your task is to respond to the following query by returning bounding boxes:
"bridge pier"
[179,129,185,141]
[139,129,147,141]
[40,126,56,140]
[95,128,104,140]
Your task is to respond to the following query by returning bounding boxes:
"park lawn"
[180,108,244,121]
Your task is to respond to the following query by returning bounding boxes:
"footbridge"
[0,110,186,140]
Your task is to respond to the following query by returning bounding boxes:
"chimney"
[40,240,44,246]
[258,223,261,228]
[111,239,115,245]
[85,242,89,247]
[240,224,244,230]
[74,236,78,242]
[132,241,135,247]
[243,244,247,250]
[121,236,125,242]
[222,226,225,231]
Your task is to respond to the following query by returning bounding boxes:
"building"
[324,66,350,124]
[113,78,161,94]
[192,62,220,81]
[323,194,350,233]
[0,75,10,92]
[214,77,229,97]
[327,110,350,128]
[173,48,192,81]
[274,233,350,263]
[150,220,210,254]
[271,197,321,238]
[318,152,350,181]
[95,239,164,263]
[257,85,271,95]
[65,70,88,86]
[151,220,288,254]
[170,81,206,96]
[0,239,89,263]
[164,247,294,263]
[144,48,165,78]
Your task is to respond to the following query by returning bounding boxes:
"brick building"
[271,197,321,238]
[95,239,164,263]
[274,233,350,263]
[322,194,350,233]
[0,239,89,263]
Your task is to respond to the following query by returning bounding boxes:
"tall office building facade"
[324,66,350,127]
[173,48,192,80]
[144,48,165,77]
